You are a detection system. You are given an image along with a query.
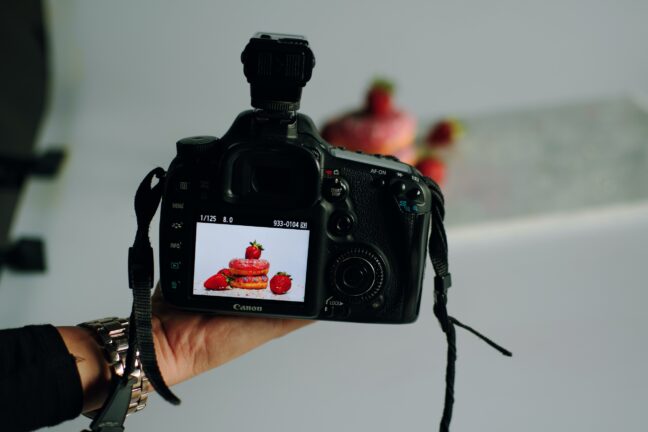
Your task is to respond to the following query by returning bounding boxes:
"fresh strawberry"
[245,241,264,259]
[270,272,292,295]
[427,118,464,147]
[366,79,394,116]
[204,272,230,290]
[217,268,232,278]
[416,157,446,186]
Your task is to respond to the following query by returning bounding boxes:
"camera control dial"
[329,247,385,303]
[176,136,219,158]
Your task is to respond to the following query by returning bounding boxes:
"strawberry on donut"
[230,275,269,290]
[229,258,270,276]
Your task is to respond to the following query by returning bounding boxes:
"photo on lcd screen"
[193,221,309,302]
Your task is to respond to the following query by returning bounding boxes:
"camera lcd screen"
[193,215,310,302]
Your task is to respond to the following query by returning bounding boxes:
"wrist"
[77,317,152,417]
[57,326,112,413]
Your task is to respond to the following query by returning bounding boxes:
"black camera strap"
[125,167,181,404]
[423,177,512,432]
[84,168,179,432]
[87,168,510,432]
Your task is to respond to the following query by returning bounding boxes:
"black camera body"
[160,33,433,323]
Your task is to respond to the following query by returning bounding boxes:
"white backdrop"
[1,1,647,431]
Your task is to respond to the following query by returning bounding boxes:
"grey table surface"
[442,97,648,226]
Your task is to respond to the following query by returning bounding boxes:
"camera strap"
[423,177,512,432]
[84,168,180,432]
[87,168,510,432]
[125,167,181,404]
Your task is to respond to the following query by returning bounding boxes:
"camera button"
[407,186,424,203]
[370,294,385,309]
[372,177,387,188]
[323,177,348,202]
[323,304,335,318]
[176,136,219,158]
[175,181,190,192]
[330,212,354,236]
[322,303,350,319]
[390,180,407,194]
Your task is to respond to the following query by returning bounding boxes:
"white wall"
[2,1,647,431]
[42,0,648,150]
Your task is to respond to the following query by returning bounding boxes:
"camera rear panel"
[316,147,432,323]
[160,113,432,324]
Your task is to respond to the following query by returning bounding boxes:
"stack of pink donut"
[321,80,417,165]
[228,258,270,289]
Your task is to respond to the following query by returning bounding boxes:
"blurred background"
[1,0,647,430]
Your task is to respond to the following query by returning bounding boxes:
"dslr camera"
[160,33,435,323]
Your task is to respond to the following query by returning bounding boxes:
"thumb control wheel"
[329,247,385,303]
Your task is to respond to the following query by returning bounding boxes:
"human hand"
[150,284,312,387]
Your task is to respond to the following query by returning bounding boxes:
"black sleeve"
[0,324,83,431]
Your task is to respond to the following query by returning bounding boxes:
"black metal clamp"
[0,237,46,272]
[0,148,65,189]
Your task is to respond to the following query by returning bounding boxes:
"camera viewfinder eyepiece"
[241,32,315,113]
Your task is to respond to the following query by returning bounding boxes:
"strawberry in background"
[415,156,446,186]
[426,118,464,149]
[366,79,394,117]
[415,118,465,186]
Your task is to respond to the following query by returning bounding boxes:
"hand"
[150,284,311,387]
[59,284,311,412]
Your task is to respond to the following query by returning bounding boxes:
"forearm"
[0,311,307,431]
[57,319,175,414]
[0,325,83,431]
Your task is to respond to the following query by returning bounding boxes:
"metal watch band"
[79,317,151,417]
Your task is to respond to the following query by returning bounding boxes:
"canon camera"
[160,33,437,323]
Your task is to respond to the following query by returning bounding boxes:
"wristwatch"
[78,317,151,417]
